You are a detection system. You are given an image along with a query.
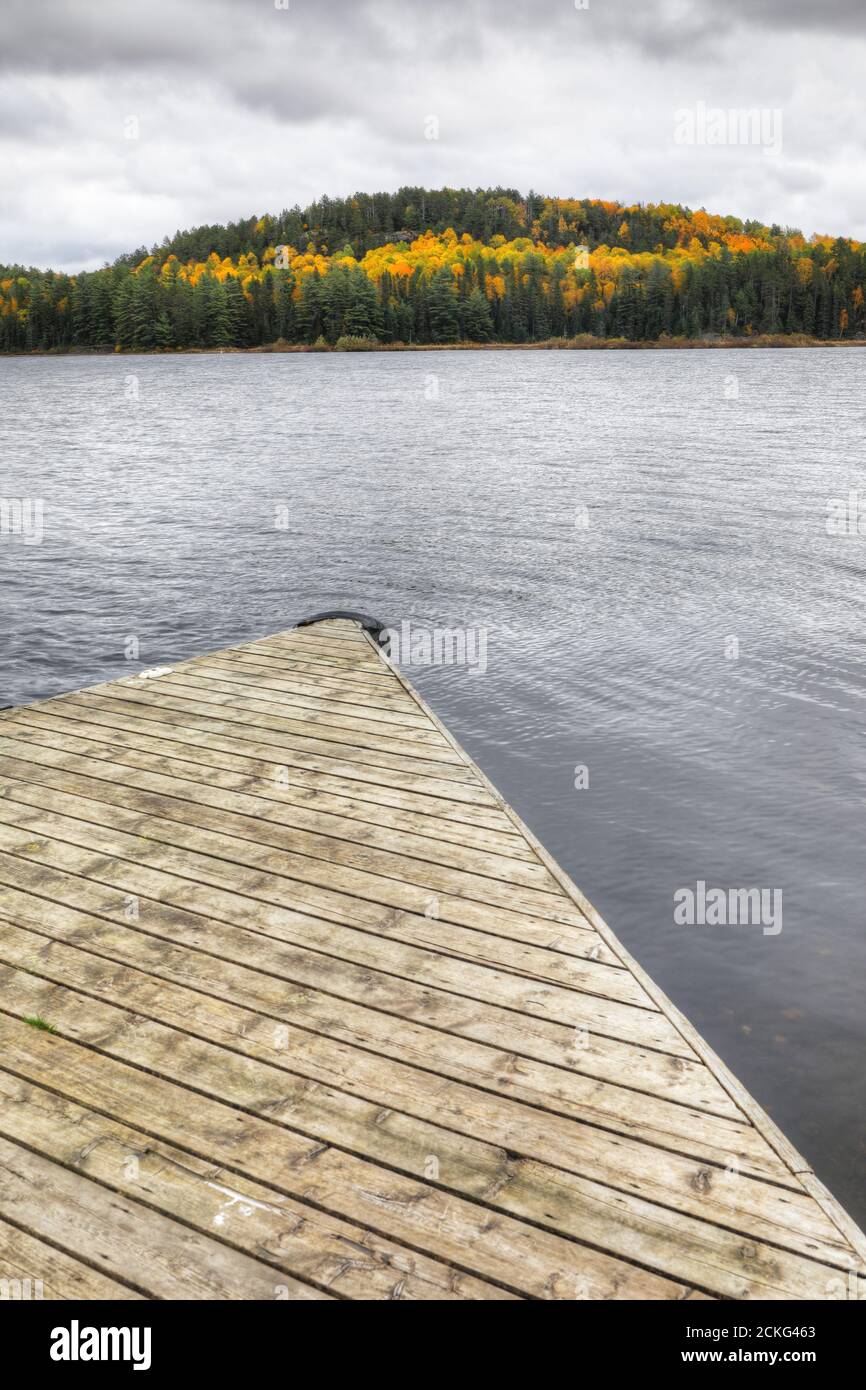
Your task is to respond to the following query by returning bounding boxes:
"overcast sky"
[1,0,864,272]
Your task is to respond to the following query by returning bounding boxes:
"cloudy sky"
[1,0,864,272]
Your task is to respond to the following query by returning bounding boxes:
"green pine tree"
[460,287,494,341]
[427,268,459,342]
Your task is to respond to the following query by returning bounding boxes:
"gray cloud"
[0,0,863,271]
[3,1,863,75]
[725,0,866,33]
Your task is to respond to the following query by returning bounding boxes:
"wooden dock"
[0,617,863,1300]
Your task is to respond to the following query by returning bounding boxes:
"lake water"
[2,347,865,1226]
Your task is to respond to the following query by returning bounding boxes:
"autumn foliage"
[2,188,864,350]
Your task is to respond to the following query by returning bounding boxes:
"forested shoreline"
[2,187,864,352]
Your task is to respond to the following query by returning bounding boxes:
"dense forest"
[2,187,864,351]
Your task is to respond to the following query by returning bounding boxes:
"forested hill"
[2,187,864,352]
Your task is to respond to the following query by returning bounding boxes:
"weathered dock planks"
[0,617,863,1301]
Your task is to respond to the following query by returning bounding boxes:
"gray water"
[1,348,865,1227]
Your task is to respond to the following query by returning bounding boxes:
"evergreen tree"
[203,276,233,347]
[154,311,174,349]
[460,287,494,341]
[112,275,136,348]
[295,273,324,341]
[130,269,158,349]
[342,267,383,338]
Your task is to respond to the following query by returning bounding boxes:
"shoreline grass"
[3,332,865,358]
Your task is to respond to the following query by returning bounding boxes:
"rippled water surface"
[2,348,865,1225]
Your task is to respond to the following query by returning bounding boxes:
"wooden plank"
[282,621,370,643]
[243,634,389,666]
[0,738,562,895]
[0,1000,852,1299]
[160,667,433,729]
[0,853,731,1113]
[0,714,536,861]
[0,1220,145,1300]
[181,655,422,712]
[63,692,493,795]
[0,770,609,940]
[0,788,648,1007]
[0,896,763,1163]
[253,628,375,654]
[217,647,405,688]
[82,685,469,769]
[0,769,606,990]
[260,627,370,650]
[5,706,515,830]
[224,647,404,686]
[0,960,857,1278]
[0,802,614,1009]
[128,671,449,743]
[296,618,372,636]
[0,1071,504,1301]
[0,1017,700,1300]
[147,670,436,733]
[0,801,676,1046]
[0,752,585,925]
[0,1132,326,1300]
[0,615,862,1298]
[0,922,797,1190]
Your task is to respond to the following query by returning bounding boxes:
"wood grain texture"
[0,617,862,1300]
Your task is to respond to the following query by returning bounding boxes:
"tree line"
[2,189,864,352]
